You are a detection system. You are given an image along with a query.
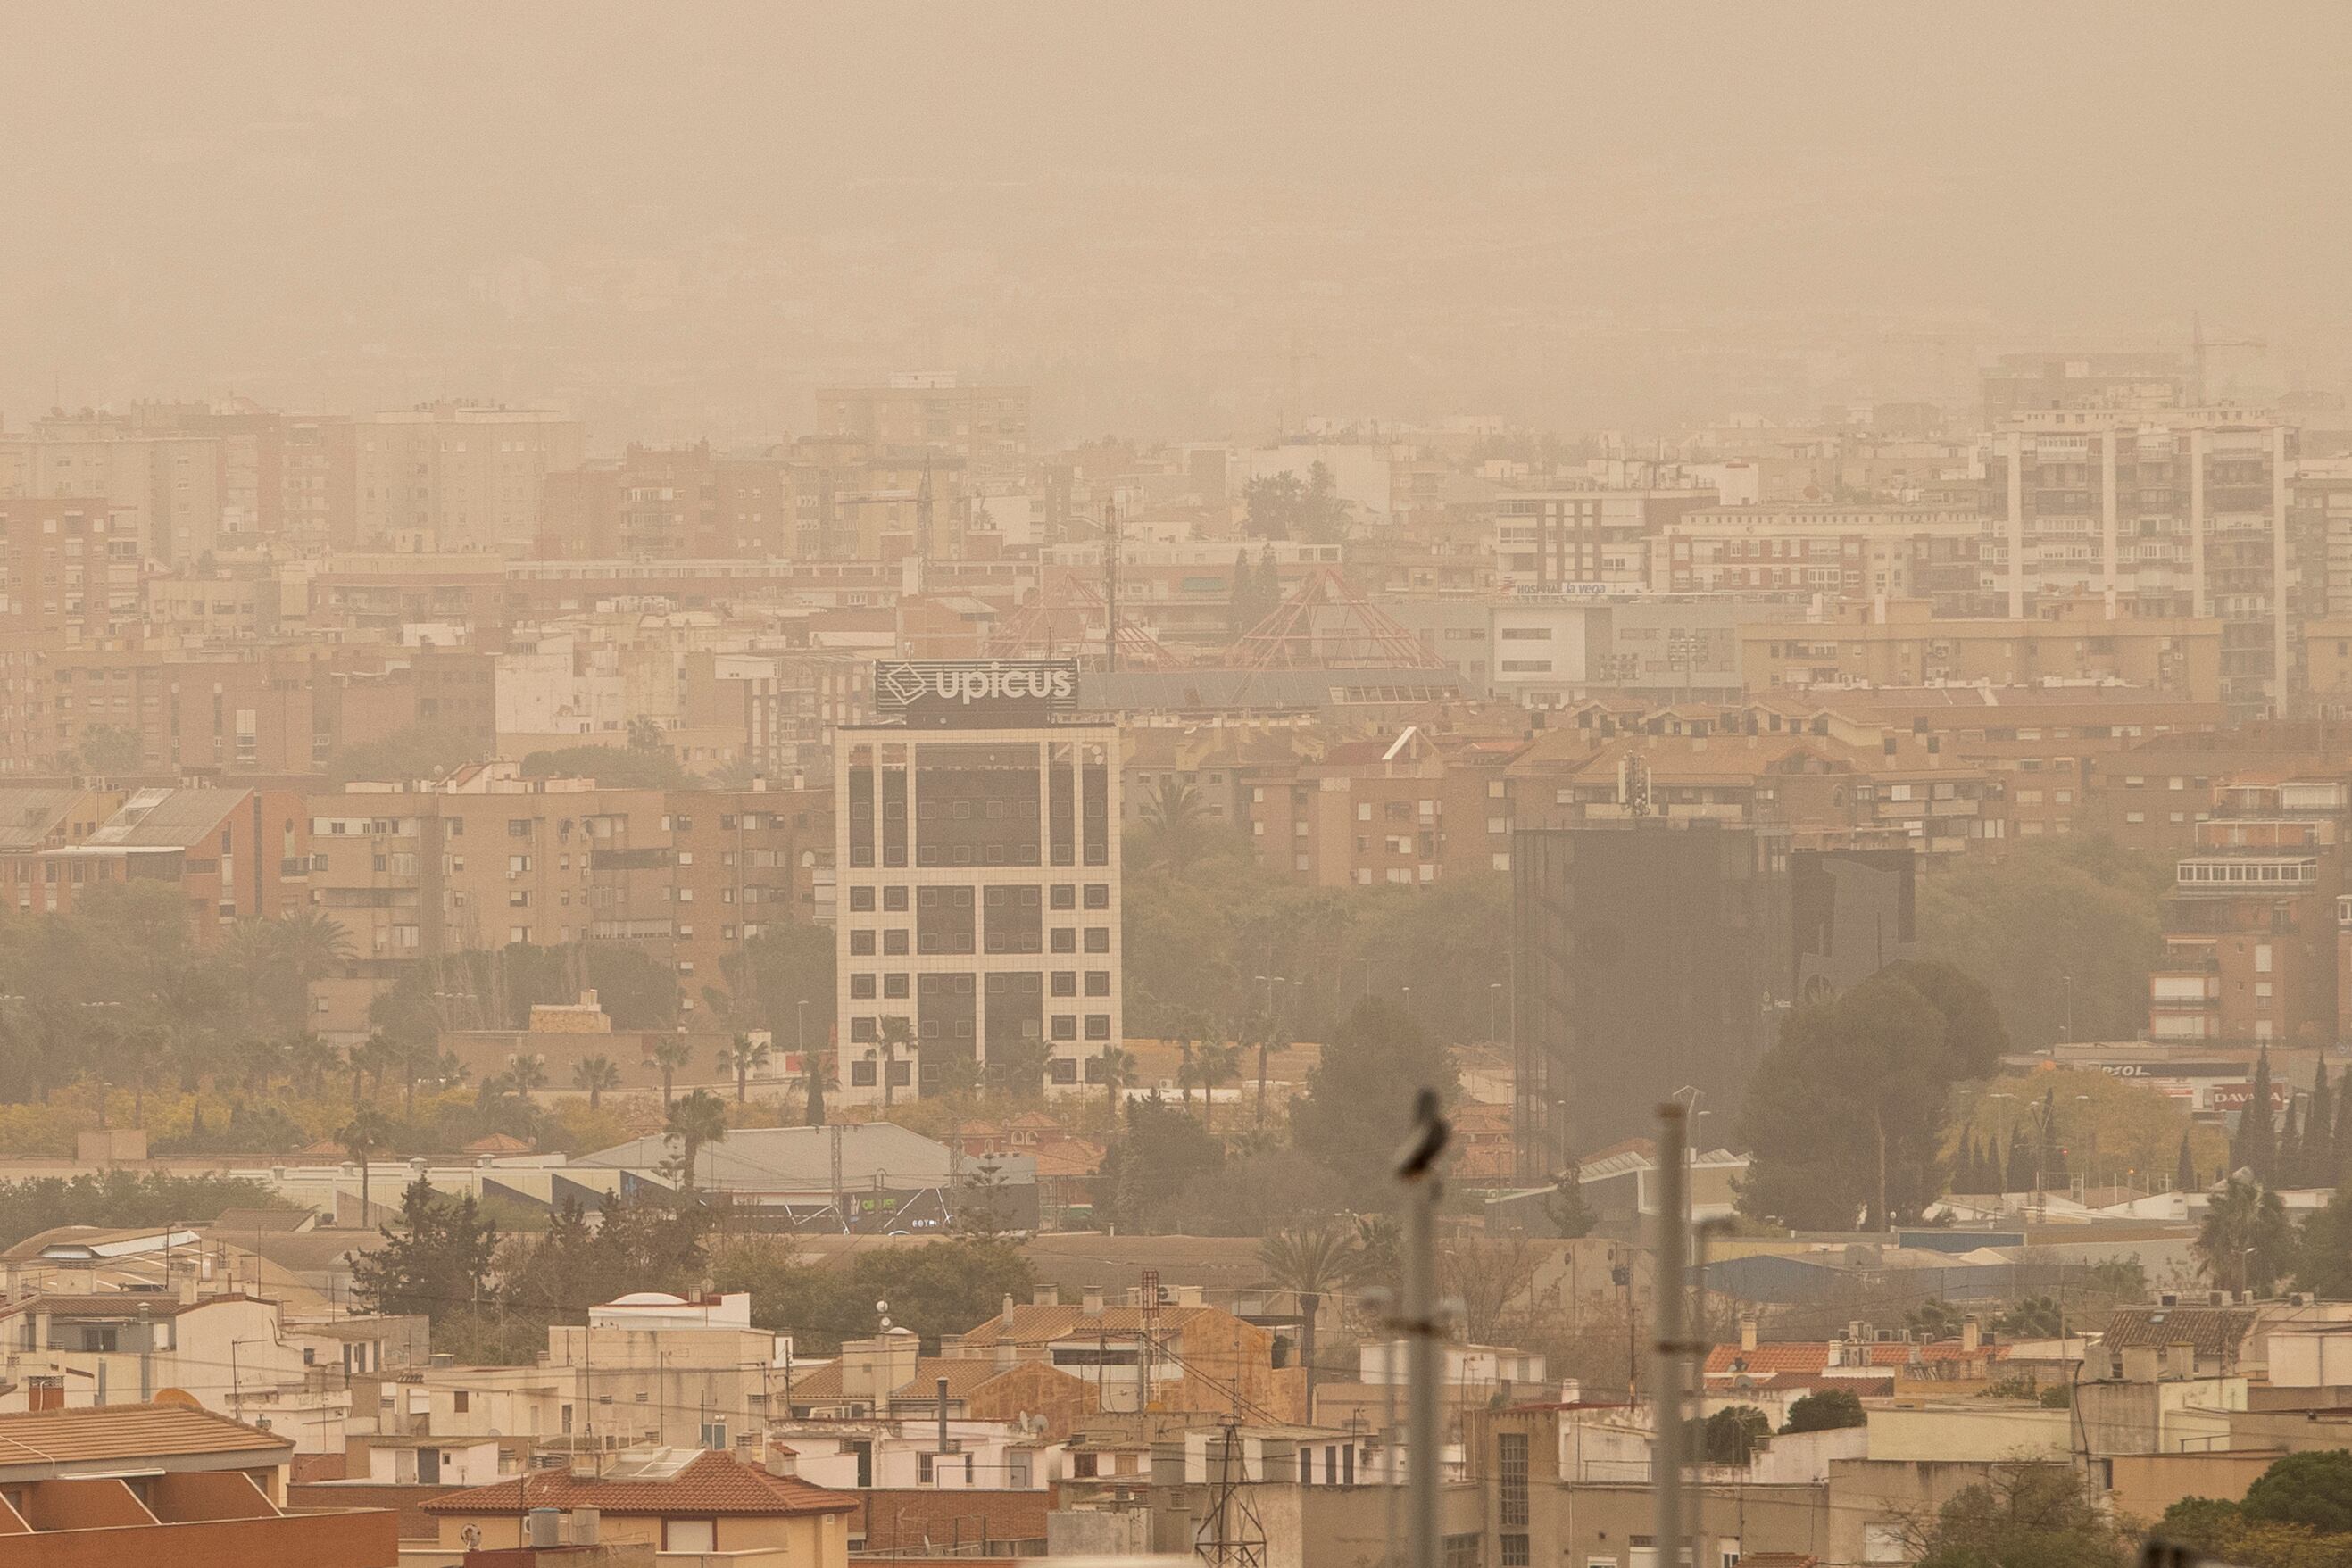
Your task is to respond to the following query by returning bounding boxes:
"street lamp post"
[1488,982,1501,1043]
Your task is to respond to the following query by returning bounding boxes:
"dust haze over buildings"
[4,3,2349,446]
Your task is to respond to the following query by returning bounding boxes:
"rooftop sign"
[873,659,1080,726]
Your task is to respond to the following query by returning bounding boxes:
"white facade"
[835,720,1123,1103]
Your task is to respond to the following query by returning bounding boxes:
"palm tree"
[1096,1045,1136,1126]
[803,1047,835,1128]
[1142,777,1211,872]
[287,1033,344,1099]
[877,1016,915,1113]
[143,959,221,1091]
[277,908,356,984]
[350,1031,400,1105]
[647,1036,694,1108]
[719,1033,771,1103]
[2198,1176,2292,1296]
[1259,1222,1359,1403]
[574,1055,622,1110]
[664,1089,730,1193]
[1194,1041,1241,1134]
[506,1054,548,1098]
[338,1108,394,1224]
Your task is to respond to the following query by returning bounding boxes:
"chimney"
[764,1442,799,1479]
[1033,1286,1058,1307]
[1082,1288,1105,1317]
[1001,1292,1016,1322]
[1738,1318,1758,1354]
[569,1508,600,1545]
[1961,1315,1981,1355]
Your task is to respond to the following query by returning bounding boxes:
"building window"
[1085,926,1110,953]
[1499,1432,1528,1529]
[1085,1014,1111,1041]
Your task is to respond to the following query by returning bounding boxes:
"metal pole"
[1652,1102,1690,1568]
[1397,1090,1450,1568]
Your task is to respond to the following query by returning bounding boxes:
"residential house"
[0,1399,397,1567]
[420,1444,857,1560]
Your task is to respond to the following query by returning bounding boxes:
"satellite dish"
[461,1525,484,1549]
[153,1388,202,1411]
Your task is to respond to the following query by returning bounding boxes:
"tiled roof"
[0,789,92,852]
[1704,1340,2007,1376]
[2104,1307,2256,1356]
[423,1452,857,1517]
[0,1401,290,1468]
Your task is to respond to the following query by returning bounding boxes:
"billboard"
[873,659,1080,727]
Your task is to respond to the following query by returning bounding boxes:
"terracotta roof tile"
[423,1451,856,1517]
[2104,1307,2256,1356]
[0,1401,290,1468]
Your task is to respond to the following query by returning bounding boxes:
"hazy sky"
[4,3,2348,438]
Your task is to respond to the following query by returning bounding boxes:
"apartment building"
[3,786,310,929]
[1982,411,2293,718]
[1242,725,1517,885]
[351,402,585,552]
[1654,502,1982,610]
[2077,725,2343,855]
[2149,779,2348,1046]
[817,374,1030,481]
[1741,595,2223,702]
[835,660,1119,1102]
[0,497,141,647]
[0,425,232,568]
[307,767,825,1036]
[1492,488,1713,589]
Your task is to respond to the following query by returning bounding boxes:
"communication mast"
[1196,1421,1267,1568]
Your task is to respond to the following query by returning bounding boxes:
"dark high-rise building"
[1510,821,1791,1178]
[1790,847,1916,1001]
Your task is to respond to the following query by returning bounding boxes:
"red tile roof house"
[0,1400,396,1567]
[422,1445,856,1561]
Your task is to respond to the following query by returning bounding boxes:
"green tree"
[1545,1161,1596,1239]
[1095,1045,1136,1127]
[2199,1178,2293,1295]
[572,1055,622,1109]
[1915,835,2170,1050]
[353,1180,500,1323]
[2298,1191,2352,1299]
[646,1036,693,1108]
[328,721,484,786]
[1740,960,2007,1230]
[719,1033,771,1103]
[1289,999,1458,1194]
[1193,1040,1240,1133]
[1259,1222,1359,1398]
[952,1160,1015,1239]
[1781,1388,1866,1433]
[75,725,145,776]
[519,743,687,789]
[1100,1093,1226,1231]
[1703,1406,1772,1466]
[0,1172,293,1250]
[663,1089,730,1192]
[1139,777,1214,874]
[877,1015,915,1112]
[337,1108,395,1224]
[1913,1462,2130,1568]
[2243,1451,2352,1534]
[2238,1047,2280,1182]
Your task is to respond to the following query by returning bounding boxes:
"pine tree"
[2175,1133,2196,1195]
[2242,1047,2278,1182]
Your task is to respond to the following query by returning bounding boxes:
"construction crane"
[2190,311,2265,408]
